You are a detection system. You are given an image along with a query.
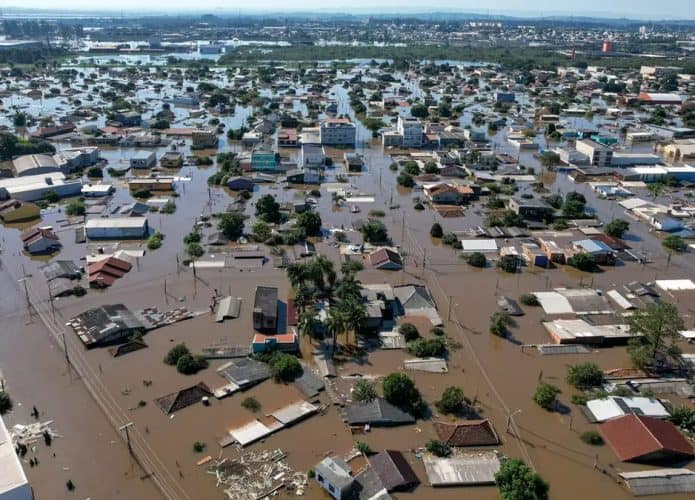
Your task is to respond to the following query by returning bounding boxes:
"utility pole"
[119,422,134,456]
[506,409,522,433]
[447,295,453,322]
[61,333,70,367]
[48,282,56,321]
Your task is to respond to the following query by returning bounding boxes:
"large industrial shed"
[85,217,149,239]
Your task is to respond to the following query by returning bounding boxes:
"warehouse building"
[85,217,149,240]
[0,173,83,202]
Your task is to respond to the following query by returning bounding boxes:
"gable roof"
[88,256,132,286]
[21,227,59,244]
[344,398,415,427]
[154,382,212,415]
[369,247,403,268]
[600,415,695,462]
[433,419,500,447]
[369,450,419,491]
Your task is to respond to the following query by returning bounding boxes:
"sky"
[4,0,695,20]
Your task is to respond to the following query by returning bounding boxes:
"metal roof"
[0,415,30,497]
[619,468,695,496]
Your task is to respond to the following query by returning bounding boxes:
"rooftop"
[0,415,29,497]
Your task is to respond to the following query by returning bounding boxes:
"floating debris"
[209,448,307,499]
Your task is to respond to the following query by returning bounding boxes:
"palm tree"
[326,307,346,357]
[297,309,319,339]
[341,297,367,346]
[286,262,308,289]
[294,285,313,314]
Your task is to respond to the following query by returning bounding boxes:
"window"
[317,475,323,483]
[328,485,335,493]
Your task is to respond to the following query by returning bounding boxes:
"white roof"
[631,166,668,175]
[534,291,573,314]
[656,279,695,291]
[81,184,113,193]
[0,416,29,496]
[619,197,651,210]
[85,217,147,229]
[460,239,498,252]
[0,172,68,190]
[586,396,669,422]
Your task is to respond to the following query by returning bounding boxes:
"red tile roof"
[600,415,694,462]
[433,419,500,447]
[368,247,403,268]
[88,256,132,287]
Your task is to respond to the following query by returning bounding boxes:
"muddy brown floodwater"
[1,67,694,500]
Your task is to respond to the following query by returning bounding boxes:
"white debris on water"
[209,448,307,499]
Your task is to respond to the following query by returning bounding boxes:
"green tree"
[410,104,428,118]
[495,458,549,500]
[407,337,447,358]
[186,242,204,258]
[627,302,683,369]
[497,255,519,273]
[562,191,586,218]
[296,211,322,236]
[218,212,245,239]
[399,323,420,342]
[397,172,415,187]
[533,383,561,410]
[176,354,208,375]
[361,220,388,244]
[164,343,190,365]
[0,391,12,415]
[435,386,465,415]
[252,221,272,242]
[256,194,281,223]
[566,363,604,389]
[430,222,443,238]
[466,252,487,268]
[65,200,86,216]
[668,406,695,433]
[568,252,596,272]
[539,151,560,168]
[353,380,378,403]
[605,219,629,238]
[382,373,424,415]
[426,439,452,457]
[268,352,303,382]
[662,235,686,252]
[490,311,516,338]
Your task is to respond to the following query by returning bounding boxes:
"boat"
[350,205,360,213]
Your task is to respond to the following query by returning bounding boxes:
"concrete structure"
[21,227,60,254]
[160,151,184,168]
[315,457,354,499]
[301,144,326,168]
[252,286,278,331]
[320,118,356,146]
[0,173,82,202]
[129,151,156,169]
[12,154,61,177]
[397,116,423,148]
[85,217,149,240]
[619,469,695,497]
[0,415,33,500]
[250,150,280,172]
[67,304,146,347]
[576,139,613,167]
[508,197,554,221]
[191,129,218,149]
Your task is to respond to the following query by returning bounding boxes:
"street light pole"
[119,422,134,456]
[506,409,522,433]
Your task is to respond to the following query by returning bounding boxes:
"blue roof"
[575,239,612,253]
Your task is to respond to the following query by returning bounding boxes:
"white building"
[1,415,33,500]
[576,139,613,167]
[129,151,156,169]
[0,173,83,202]
[586,396,669,422]
[397,116,423,148]
[85,217,149,239]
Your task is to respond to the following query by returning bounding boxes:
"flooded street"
[1,54,694,500]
